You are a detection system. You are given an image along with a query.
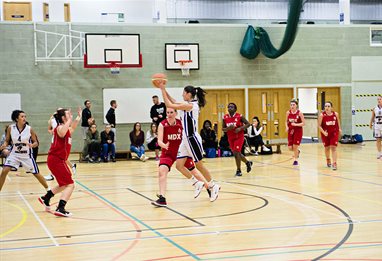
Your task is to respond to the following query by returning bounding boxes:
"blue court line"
[76,181,200,260]
[201,243,382,260]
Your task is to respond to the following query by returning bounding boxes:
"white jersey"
[178,100,199,138]
[10,124,32,157]
[373,105,382,126]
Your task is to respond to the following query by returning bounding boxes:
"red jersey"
[223,113,244,139]
[160,119,183,159]
[287,110,302,131]
[321,111,339,133]
[49,127,72,160]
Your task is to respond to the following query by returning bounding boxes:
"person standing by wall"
[81,100,93,140]
[318,102,342,170]
[222,103,253,177]
[150,95,166,126]
[370,95,382,159]
[286,99,305,166]
[105,100,117,145]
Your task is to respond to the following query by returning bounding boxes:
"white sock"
[190,176,198,185]
[46,187,51,191]
[208,180,215,188]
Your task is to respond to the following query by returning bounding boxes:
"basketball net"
[109,62,120,75]
[179,60,192,77]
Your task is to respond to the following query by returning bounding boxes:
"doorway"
[43,3,49,22]
[3,2,32,21]
[248,88,293,141]
[199,89,245,140]
[64,3,70,22]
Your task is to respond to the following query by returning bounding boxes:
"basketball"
[151,73,167,88]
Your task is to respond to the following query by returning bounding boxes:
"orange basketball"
[151,73,167,88]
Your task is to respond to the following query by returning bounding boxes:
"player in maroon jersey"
[222,103,253,177]
[286,99,305,166]
[38,107,81,217]
[318,101,342,170]
[152,108,207,207]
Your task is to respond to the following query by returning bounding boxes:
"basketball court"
[1,142,381,260]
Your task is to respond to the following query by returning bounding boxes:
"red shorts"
[321,132,339,147]
[159,155,194,171]
[288,128,303,146]
[47,155,73,186]
[228,135,245,152]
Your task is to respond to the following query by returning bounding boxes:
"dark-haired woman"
[0,110,50,192]
[159,82,220,202]
[286,99,305,166]
[246,116,270,156]
[130,122,148,161]
[200,120,218,157]
[38,107,81,217]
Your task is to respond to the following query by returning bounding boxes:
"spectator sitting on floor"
[83,123,101,163]
[130,122,148,161]
[146,123,160,160]
[100,124,116,163]
[200,120,218,158]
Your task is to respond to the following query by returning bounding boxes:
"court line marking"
[0,201,27,238]
[76,181,200,260]
[17,191,59,246]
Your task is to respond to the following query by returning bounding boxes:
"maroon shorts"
[228,136,245,152]
[288,128,303,146]
[47,155,73,186]
[321,132,339,147]
[159,155,195,171]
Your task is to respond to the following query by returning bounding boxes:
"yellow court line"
[0,201,28,238]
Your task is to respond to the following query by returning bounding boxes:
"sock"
[45,190,54,199]
[46,187,51,192]
[190,176,198,185]
[208,180,215,189]
[57,200,67,210]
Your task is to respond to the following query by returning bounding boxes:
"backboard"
[165,43,199,70]
[84,33,142,68]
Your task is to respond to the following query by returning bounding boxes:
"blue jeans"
[130,145,145,158]
[102,143,116,158]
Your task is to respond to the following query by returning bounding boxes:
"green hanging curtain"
[240,0,303,60]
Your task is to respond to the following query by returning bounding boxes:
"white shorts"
[177,133,204,163]
[4,153,39,174]
[374,124,382,138]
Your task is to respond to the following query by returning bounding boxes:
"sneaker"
[326,159,331,168]
[209,183,220,202]
[250,149,256,154]
[377,154,382,159]
[254,151,259,156]
[44,174,54,181]
[140,154,148,162]
[262,145,270,152]
[151,195,167,207]
[246,161,253,173]
[293,160,298,166]
[111,157,116,162]
[72,164,77,175]
[332,163,337,171]
[235,170,242,177]
[206,188,211,198]
[155,156,160,161]
[103,157,108,163]
[88,157,94,163]
[193,181,204,199]
[54,208,72,217]
[38,196,51,211]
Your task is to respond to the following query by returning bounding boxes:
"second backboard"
[165,43,199,70]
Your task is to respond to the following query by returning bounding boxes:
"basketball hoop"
[179,60,192,77]
[109,62,120,75]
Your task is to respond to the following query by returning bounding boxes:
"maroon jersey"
[287,110,303,131]
[321,111,339,134]
[49,127,72,160]
[160,119,183,159]
[223,113,244,139]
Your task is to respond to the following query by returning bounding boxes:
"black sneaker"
[246,161,253,173]
[54,208,72,217]
[151,195,167,207]
[103,157,108,163]
[38,196,51,212]
[111,156,116,162]
[235,170,242,177]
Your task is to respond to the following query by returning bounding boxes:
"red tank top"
[321,111,339,133]
[49,127,72,160]
[223,113,244,139]
[161,119,183,157]
[287,110,302,131]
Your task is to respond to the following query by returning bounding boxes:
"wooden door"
[64,3,71,22]
[248,88,293,141]
[199,89,245,139]
[43,3,49,22]
[317,87,341,136]
[3,2,32,21]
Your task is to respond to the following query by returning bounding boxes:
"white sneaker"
[44,175,54,181]
[377,153,382,159]
[72,163,77,175]
[209,183,221,202]
[262,145,270,152]
[140,154,147,161]
[193,181,204,198]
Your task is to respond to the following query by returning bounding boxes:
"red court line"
[82,191,142,260]
[144,241,382,261]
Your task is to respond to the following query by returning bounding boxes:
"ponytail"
[184,85,207,108]
[55,108,67,124]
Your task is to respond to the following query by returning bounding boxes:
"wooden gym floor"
[1,142,381,260]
